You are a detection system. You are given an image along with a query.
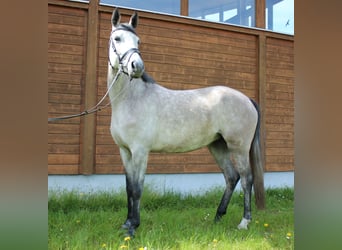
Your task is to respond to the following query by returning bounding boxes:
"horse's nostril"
[130,60,144,78]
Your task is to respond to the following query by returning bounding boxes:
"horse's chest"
[109,111,152,147]
[110,116,134,144]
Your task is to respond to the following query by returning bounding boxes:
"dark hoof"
[127,228,135,237]
[121,220,136,237]
[121,220,132,230]
[214,215,222,223]
[120,227,135,237]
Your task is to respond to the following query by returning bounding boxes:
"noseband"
[108,26,141,74]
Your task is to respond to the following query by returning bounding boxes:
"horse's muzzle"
[130,60,145,78]
[127,52,144,78]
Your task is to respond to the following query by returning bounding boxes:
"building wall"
[48,3,87,174]
[48,0,294,175]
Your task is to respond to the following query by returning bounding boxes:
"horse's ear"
[129,11,138,29]
[112,8,121,27]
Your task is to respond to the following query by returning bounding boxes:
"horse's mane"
[141,72,155,84]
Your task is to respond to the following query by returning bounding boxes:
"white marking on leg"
[237,217,251,230]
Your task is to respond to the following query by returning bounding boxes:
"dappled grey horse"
[107,8,265,236]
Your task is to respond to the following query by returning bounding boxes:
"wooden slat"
[48,51,83,65]
[48,144,80,154]
[48,154,80,165]
[267,131,294,141]
[48,82,81,95]
[266,123,293,132]
[48,123,80,134]
[48,3,88,16]
[266,140,293,148]
[48,103,82,114]
[265,164,293,172]
[265,115,294,124]
[95,165,125,174]
[266,156,294,165]
[96,145,119,155]
[48,134,80,144]
[48,23,85,36]
[265,108,293,117]
[266,147,294,156]
[183,164,221,173]
[96,155,123,165]
[48,165,79,175]
[48,43,84,55]
[49,33,85,48]
[48,63,83,75]
[48,12,86,26]
[48,72,84,84]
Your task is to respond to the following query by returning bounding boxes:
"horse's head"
[109,8,144,78]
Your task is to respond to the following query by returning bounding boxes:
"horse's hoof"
[237,218,250,230]
[127,228,135,237]
[214,215,222,223]
[121,220,131,230]
[120,221,136,236]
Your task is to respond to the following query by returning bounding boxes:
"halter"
[108,26,141,75]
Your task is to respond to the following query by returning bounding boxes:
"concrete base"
[48,172,293,195]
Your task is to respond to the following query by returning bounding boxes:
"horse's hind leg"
[208,138,240,222]
[229,149,253,230]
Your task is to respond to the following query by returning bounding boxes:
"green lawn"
[48,187,293,250]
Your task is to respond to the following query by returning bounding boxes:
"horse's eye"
[114,36,121,42]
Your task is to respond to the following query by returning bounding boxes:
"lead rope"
[48,67,123,122]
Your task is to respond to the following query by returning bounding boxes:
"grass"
[48,187,293,250]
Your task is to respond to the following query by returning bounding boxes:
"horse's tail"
[250,99,266,210]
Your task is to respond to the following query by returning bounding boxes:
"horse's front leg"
[119,147,148,236]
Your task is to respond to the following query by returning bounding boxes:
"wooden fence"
[48,0,294,175]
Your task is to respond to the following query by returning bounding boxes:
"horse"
[107,8,265,236]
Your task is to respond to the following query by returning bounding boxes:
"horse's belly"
[151,131,220,153]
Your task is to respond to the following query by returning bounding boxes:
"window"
[266,0,294,34]
[100,0,180,15]
[69,0,294,35]
[189,0,256,27]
